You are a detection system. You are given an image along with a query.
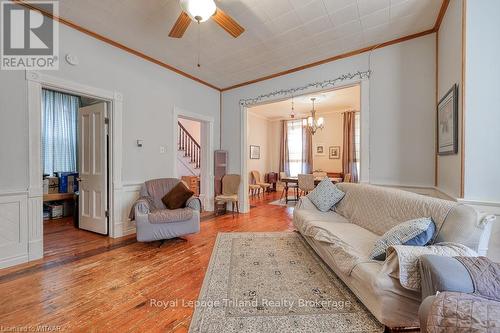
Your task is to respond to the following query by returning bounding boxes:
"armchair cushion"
[161,182,194,210]
[148,208,194,224]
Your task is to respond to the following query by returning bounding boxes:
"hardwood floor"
[0,192,293,332]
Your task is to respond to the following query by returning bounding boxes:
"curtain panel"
[279,120,290,176]
[42,89,80,175]
[301,123,312,174]
[280,119,312,177]
[342,111,359,183]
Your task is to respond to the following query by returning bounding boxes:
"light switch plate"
[159,145,167,154]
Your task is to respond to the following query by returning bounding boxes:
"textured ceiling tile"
[295,0,328,23]
[302,15,335,35]
[328,4,359,26]
[52,0,442,88]
[361,7,390,30]
[357,0,390,17]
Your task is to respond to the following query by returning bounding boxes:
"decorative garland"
[239,70,371,106]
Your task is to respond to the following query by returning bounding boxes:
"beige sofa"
[293,183,494,329]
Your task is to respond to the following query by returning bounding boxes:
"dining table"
[281,176,343,203]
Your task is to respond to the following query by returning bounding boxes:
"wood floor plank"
[0,193,292,332]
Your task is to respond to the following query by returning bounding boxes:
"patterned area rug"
[189,232,383,333]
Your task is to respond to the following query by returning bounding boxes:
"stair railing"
[178,121,201,169]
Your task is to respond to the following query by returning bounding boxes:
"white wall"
[179,117,201,144]
[436,0,463,199]
[464,0,500,203]
[0,22,219,188]
[312,112,344,173]
[222,34,436,189]
[0,18,220,266]
[463,0,500,262]
[247,112,270,180]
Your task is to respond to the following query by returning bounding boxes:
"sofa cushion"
[307,179,345,212]
[335,183,457,236]
[370,218,435,260]
[295,217,379,274]
[161,182,194,210]
[293,209,348,229]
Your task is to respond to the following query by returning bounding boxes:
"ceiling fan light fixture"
[180,0,217,22]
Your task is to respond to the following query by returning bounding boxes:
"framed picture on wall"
[249,145,260,159]
[315,144,326,156]
[437,84,459,155]
[329,146,340,159]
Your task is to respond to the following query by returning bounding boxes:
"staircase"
[177,121,201,176]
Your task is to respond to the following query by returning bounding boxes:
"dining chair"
[279,171,298,201]
[251,170,271,195]
[215,174,241,216]
[249,183,261,197]
[344,173,351,183]
[313,171,327,178]
[298,174,315,196]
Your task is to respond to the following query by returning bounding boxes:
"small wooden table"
[281,177,342,203]
[43,193,76,202]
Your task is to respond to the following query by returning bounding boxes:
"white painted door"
[78,103,108,235]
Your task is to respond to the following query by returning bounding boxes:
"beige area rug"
[189,232,383,333]
[268,198,297,207]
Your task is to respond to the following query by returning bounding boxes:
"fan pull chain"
[197,19,201,68]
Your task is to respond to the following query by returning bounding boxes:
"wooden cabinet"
[181,176,200,196]
[214,150,228,216]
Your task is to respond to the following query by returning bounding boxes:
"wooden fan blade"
[169,12,191,38]
[212,8,245,38]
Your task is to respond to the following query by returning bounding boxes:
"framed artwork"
[249,145,260,159]
[329,146,340,159]
[437,84,458,155]
[315,144,325,156]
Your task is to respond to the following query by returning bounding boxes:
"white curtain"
[42,89,80,175]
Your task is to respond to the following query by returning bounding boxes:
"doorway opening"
[41,88,110,260]
[173,108,215,212]
[177,117,202,198]
[244,83,366,210]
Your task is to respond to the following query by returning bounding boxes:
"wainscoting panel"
[111,183,141,238]
[0,193,28,268]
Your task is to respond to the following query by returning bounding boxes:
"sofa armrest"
[186,196,202,212]
[296,196,318,210]
[419,254,474,299]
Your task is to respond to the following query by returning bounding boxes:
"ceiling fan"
[168,0,245,38]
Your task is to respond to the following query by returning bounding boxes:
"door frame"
[240,79,370,213]
[26,70,123,261]
[172,106,215,211]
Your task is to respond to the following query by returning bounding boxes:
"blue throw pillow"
[370,218,436,261]
[307,179,345,212]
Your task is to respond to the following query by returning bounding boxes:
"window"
[354,112,361,178]
[287,120,304,177]
[42,89,80,175]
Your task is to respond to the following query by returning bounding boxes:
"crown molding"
[13,0,220,91]
[221,28,435,91]
[14,0,449,93]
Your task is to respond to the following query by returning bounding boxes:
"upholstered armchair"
[130,178,201,242]
[418,254,500,332]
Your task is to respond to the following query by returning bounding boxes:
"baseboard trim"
[28,239,43,260]
[0,254,28,269]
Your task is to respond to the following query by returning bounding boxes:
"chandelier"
[303,97,324,135]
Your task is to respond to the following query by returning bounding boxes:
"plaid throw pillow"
[370,217,436,261]
[307,179,345,212]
